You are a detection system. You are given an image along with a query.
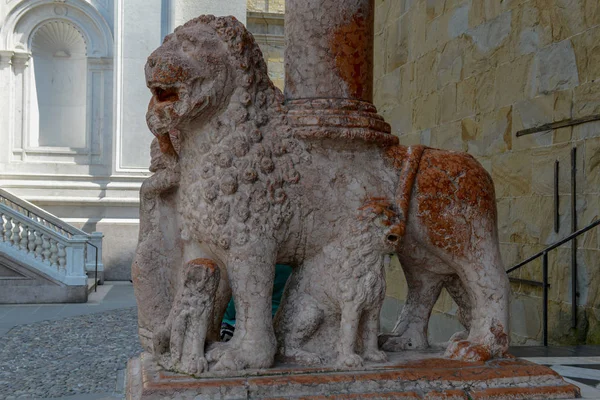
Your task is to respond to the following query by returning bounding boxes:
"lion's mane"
[170,16,308,251]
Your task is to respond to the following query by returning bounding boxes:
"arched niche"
[30,20,88,148]
[0,0,113,165]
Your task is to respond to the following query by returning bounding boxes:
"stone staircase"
[0,188,104,303]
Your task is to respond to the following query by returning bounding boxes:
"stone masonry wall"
[247,0,285,13]
[374,0,600,345]
[247,0,285,90]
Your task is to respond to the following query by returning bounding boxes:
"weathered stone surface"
[494,54,533,108]
[127,352,580,400]
[573,81,600,119]
[134,6,512,380]
[571,26,600,84]
[373,0,600,348]
[533,40,580,95]
[467,11,512,54]
[413,92,439,130]
[285,0,375,102]
[491,151,532,197]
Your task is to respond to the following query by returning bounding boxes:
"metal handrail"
[87,241,98,292]
[507,219,600,273]
[506,219,600,346]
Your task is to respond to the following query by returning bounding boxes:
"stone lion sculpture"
[139,15,510,373]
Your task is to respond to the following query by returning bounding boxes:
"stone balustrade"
[0,188,103,282]
[0,203,88,286]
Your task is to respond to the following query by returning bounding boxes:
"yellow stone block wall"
[247,0,285,90]
[247,0,285,13]
[374,0,600,345]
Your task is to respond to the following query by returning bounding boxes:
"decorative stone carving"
[137,13,511,376]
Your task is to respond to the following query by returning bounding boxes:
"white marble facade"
[0,0,247,279]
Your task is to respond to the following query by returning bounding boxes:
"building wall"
[247,0,285,90]
[374,0,600,345]
[0,0,246,280]
[247,0,285,14]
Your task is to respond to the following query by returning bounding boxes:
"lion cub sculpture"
[138,15,510,373]
[275,198,400,367]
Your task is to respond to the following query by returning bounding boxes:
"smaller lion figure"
[275,198,401,367]
[131,138,182,352]
[153,258,220,375]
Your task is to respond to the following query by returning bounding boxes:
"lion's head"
[145,15,274,156]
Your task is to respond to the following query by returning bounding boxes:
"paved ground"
[1,284,600,399]
[0,283,138,400]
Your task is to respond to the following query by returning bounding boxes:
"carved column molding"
[284,0,394,145]
[0,51,14,69]
[11,51,31,70]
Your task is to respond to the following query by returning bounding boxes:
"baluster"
[20,222,28,251]
[28,229,36,255]
[42,234,51,265]
[11,220,20,247]
[4,216,12,243]
[0,213,4,243]
[57,244,66,272]
[49,239,59,267]
[34,230,43,260]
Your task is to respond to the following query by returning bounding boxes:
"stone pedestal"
[126,351,580,399]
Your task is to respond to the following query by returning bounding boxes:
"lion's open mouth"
[151,85,180,104]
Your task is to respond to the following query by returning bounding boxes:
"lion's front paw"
[363,350,387,363]
[208,338,275,371]
[205,341,230,363]
[444,340,492,362]
[337,353,363,368]
[279,348,323,365]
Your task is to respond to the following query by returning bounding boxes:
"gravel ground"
[0,307,142,399]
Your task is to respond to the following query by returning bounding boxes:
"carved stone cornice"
[0,50,15,66]
[11,51,32,68]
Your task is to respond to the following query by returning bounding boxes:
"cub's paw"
[363,350,388,363]
[337,353,364,368]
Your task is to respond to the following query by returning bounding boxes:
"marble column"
[0,51,14,164]
[10,52,31,160]
[284,0,393,145]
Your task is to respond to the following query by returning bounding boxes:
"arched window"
[30,20,88,148]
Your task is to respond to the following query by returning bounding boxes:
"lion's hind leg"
[444,246,510,362]
[276,293,325,365]
[380,250,448,352]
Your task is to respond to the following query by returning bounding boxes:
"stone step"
[87,277,98,294]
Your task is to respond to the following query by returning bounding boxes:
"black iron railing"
[507,219,600,346]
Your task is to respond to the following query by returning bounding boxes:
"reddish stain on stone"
[490,319,509,355]
[359,197,396,220]
[187,258,219,273]
[424,390,469,400]
[446,341,493,362]
[329,11,373,101]
[413,149,497,258]
[469,385,580,399]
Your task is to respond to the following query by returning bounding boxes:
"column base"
[126,351,580,400]
[286,99,398,147]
